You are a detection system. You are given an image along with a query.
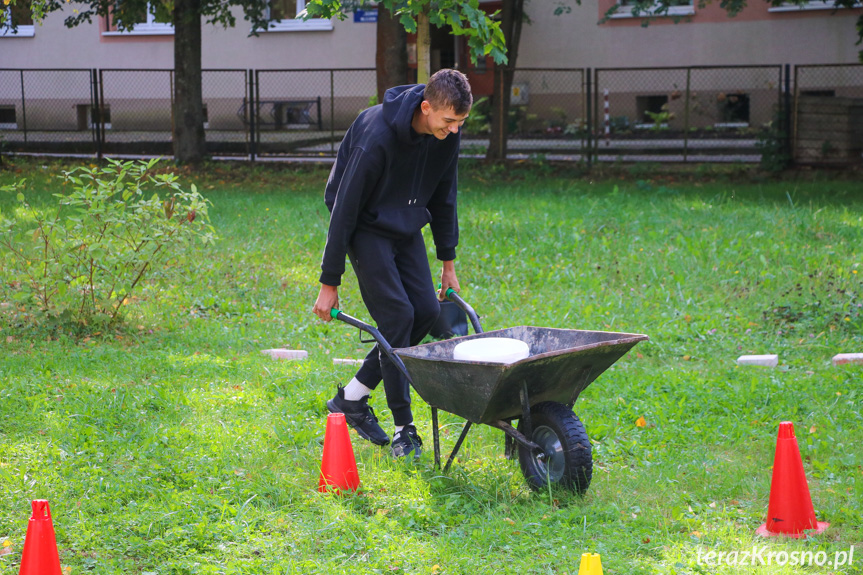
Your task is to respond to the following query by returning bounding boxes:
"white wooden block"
[832,353,863,366]
[737,354,779,367]
[261,349,308,360]
[333,358,364,366]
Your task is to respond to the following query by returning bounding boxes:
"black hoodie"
[319,84,460,287]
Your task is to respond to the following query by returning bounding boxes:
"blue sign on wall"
[353,9,378,23]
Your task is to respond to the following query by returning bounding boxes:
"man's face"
[420,101,470,140]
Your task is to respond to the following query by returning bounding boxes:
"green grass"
[1,159,861,574]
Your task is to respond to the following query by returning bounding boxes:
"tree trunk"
[173,0,206,164]
[486,0,525,162]
[376,4,408,103]
[416,11,431,85]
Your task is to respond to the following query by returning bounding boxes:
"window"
[0,106,17,129]
[104,1,173,35]
[1,0,35,37]
[77,104,112,131]
[611,0,695,18]
[769,0,861,12]
[716,92,749,127]
[635,94,669,127]
[265,0,332,32]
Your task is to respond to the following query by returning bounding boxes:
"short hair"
[424,69,473,116]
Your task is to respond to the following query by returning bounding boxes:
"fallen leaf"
[642,537,651,544]
[503,517,515,525]
[691,530,702,538]
[635,416,647,428]
[809,425,816,434]
[709,501,717,508]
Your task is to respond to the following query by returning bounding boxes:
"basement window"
[0,106,17,129]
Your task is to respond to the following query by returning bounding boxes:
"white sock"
[394,423,412,436]
[343,377,373,401]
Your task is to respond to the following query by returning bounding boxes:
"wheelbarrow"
[331,290,648,494]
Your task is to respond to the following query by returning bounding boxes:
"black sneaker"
[390,425,423,459]
[327,388,390,446]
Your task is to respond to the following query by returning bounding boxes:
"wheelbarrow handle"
[441,287,484,335]
[329,308,413,384]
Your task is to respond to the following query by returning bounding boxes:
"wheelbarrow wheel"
[517,401,592,494]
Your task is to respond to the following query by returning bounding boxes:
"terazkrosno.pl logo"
[697,545,854,568]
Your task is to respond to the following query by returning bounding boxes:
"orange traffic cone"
[19,500,62,575]
[756,422,829,538]
[318,413,360,493]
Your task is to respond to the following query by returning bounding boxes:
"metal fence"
[592,65,785,163]
[793,64,863,165]
[460,68,588,158]
[1,64,861,165]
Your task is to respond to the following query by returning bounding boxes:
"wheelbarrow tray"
[396,326,648,425]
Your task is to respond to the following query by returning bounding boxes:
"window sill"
[260,19,333,32]
[768,1,861,11]
[102,27,174,36]
[0,25,35,37]
[609,5,695,18]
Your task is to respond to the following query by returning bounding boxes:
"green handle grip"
[330,308,340,319]
[437,284,457,299]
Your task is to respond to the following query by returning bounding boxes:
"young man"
[312,69,472,458]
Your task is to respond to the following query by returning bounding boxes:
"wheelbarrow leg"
[431,407,441,469]
[504,423,515,460]
[444,421,473,473]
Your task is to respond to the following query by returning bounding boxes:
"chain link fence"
[460,68,588,160]
[794,64,863,165]
[0,69,97,155]
[97,69,250,157]
[593,66,784,163]
[2,65,861,165]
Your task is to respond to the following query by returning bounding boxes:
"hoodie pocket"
[365,206,432,237]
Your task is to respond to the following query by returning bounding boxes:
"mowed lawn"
[1,159,861,575]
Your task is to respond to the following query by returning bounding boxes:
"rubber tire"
[517,401,593,494]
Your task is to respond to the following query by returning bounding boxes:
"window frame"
[1,2,35,37]
[262,0,333,32]
[102,1,174,36]
[609,0,695,19]
[768,0,862,11]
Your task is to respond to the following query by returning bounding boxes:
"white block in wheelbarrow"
[453,337,530,364]
[737,354,778,367]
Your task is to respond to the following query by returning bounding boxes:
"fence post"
[255,70,261,158]
[92,69,102,160]
[19,70,27,144]
[683,67,691,162]
[585,68,592,168]
[98,69,107,156]
[248,69,256,161]
[783,63,792,165]
[330,70,335,156]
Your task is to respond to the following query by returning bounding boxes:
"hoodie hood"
[382,84,426,145]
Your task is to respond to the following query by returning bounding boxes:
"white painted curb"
[333,358,364,366]
[261,349,308,360]
[737,354,779,367]
[832,353,863,366]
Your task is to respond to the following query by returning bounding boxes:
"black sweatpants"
[348,228,441,427]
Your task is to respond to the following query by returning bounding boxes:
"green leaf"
[399,12,416,33]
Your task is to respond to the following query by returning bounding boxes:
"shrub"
[0,158,215,330]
